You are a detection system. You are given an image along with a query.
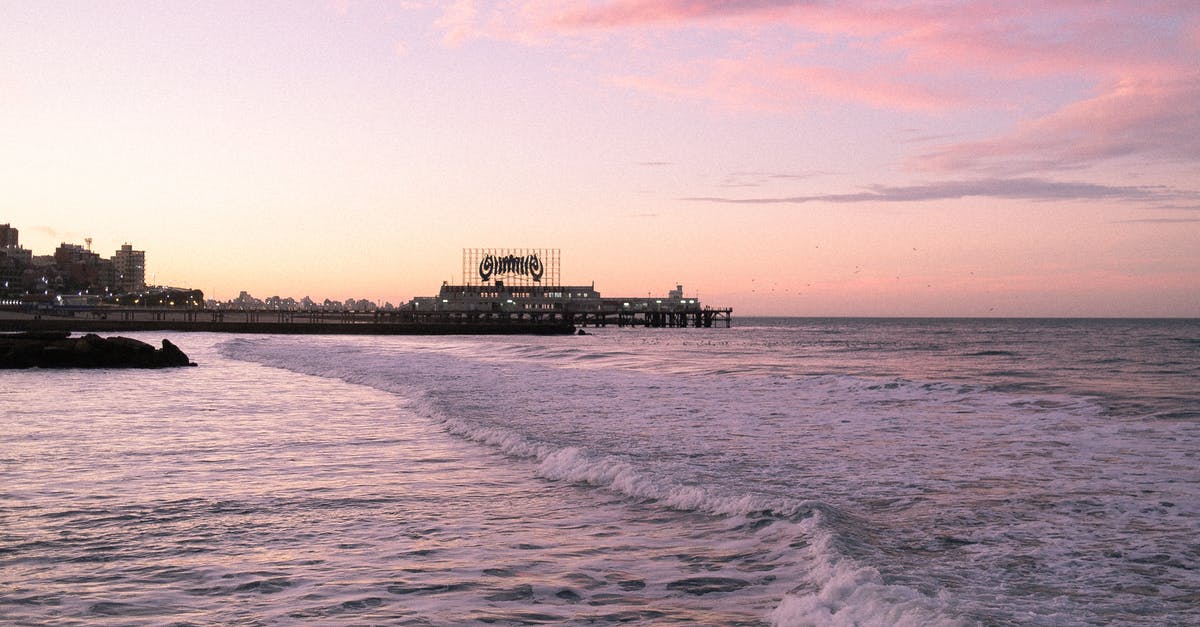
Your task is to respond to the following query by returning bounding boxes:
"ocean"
[2,318,1197,625]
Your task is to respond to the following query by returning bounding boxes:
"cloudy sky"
[3,1,1197,315]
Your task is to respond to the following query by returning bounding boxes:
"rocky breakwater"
[0,331,196,369]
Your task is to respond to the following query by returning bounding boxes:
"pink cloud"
[530,3,1193,105]
[683,176,1180,205]
[327,0,355,16]
[893,5,1196,82]
[432,1,1200,172]
[533,2,1198,81]
[613,56,964,112]
[546,0,803,29]
[916,75,1200,173]
[436,0,480,46]
[442,2,1198,81]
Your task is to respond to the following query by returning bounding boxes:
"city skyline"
[3,2,1198,316]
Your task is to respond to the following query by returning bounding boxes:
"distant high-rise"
[54,242,107,292]
[112,243,146,293]
[0,223,18,247]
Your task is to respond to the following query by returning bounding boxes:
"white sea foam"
[769,517,965,627]
[434,411,970,626]
[426,399,790,517]
[221,335,970,626]
[218,325,1200,626]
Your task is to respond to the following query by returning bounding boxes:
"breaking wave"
[220,336,972,625]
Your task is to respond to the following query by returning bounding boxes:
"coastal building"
[105,285,204,308]
[0,249,27,296]
[25,255,58,293]
[111,243,146,293]
[411,248,730,327]
[0,222,206,306]
[0,229,32,295]
[53,243,113,293]
[0,223,18,247]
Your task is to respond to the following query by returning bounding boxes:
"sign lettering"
[479,253,544,282]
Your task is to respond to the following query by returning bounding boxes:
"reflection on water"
[3,319,1197,625]
[2,335,794,625]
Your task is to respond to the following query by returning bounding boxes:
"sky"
[2,0,1198,316]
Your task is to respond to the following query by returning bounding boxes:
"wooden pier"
[568,307,732,328]
[0,308,574,335]
[0,304,732,335]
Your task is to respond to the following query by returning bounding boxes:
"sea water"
[2,318,1197,625]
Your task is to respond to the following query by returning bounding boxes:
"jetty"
[0,308,576,335]
[1,331,195,369]
[416,279,733,329]
[0,301,731,335]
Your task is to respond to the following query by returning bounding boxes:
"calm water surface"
[2,318,1197,625]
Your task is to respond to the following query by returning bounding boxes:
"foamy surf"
[8,319,1195,626]
[427,401,968,626]
[221,335,970,626]
[770,516,966,627]
[217,322,1200,625]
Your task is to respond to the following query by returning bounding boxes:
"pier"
[0,303,732,335]
[418,279,733,329]
[566,306,733,328]
[0,308,575,335]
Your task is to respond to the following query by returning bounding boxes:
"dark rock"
[0,333,196,369]
[159,339,192,367]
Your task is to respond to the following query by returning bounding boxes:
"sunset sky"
[2,1,1197,316]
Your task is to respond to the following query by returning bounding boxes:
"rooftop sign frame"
[462,248,560,287]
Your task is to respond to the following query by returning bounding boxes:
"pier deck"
[568,307,733,328]
[0,304,732,335]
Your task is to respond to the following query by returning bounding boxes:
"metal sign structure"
[463,248,560,287]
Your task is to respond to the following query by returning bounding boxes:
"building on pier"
[408,248,731,328]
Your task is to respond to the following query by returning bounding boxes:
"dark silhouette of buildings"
[0,222,148,298]
[0,224,18,248]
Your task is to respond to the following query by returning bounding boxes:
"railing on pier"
[1,303,733,334]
